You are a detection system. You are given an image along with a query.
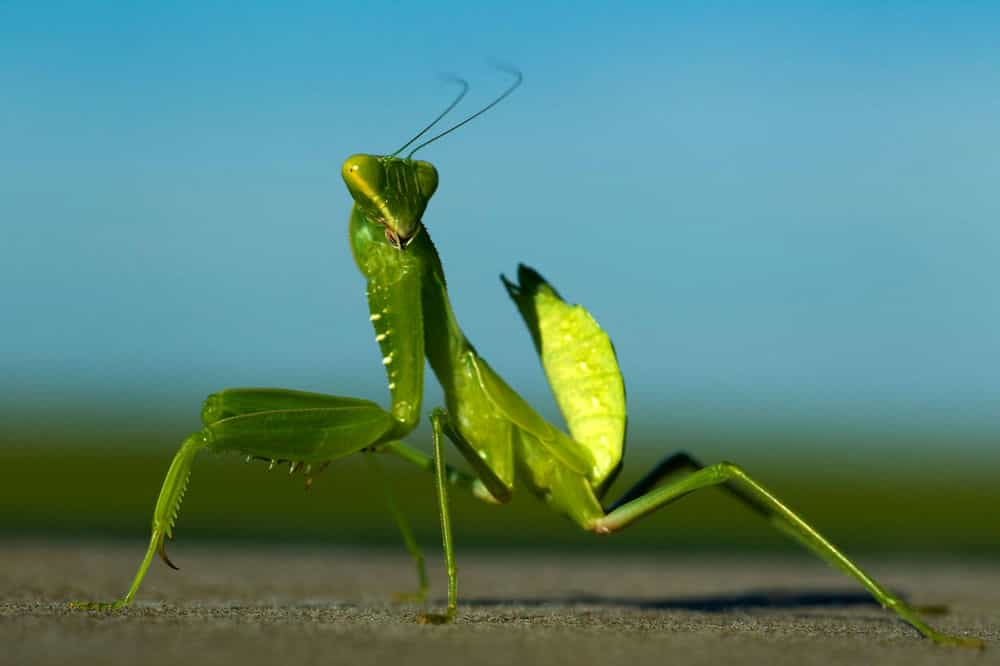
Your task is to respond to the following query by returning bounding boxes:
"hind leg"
[591,459,985,648]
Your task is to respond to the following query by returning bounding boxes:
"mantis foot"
[416,611,455,625]
[927,631,986,650]
[67,599,130,611]
[893,599,984,647]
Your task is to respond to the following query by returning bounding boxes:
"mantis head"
[342,154,438,249]
[342,68,522,251]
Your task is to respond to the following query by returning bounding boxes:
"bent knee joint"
[200,393,224,426]
[391,402,421,433]
[714,461,745,481]
[587,517,616,535]
[428,408,453,435]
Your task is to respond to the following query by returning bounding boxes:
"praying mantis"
[71,70,984,648]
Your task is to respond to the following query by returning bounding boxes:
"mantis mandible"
[71,70,984,648]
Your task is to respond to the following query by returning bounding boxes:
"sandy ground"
[2,540,996,666]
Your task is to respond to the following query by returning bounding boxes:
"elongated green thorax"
[344,154,440,439]
[342,154,438,248]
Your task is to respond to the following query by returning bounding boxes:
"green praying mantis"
[71,70,984,648]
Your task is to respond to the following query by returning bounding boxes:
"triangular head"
[342,154,439,250]
[341,69,523,253]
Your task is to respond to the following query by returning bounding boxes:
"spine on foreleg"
[149,431,210,566]
[367,271,423,433]
[351,206,426,437]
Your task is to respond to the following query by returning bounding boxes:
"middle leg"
[416,407,461,624]
[364,453,429,602]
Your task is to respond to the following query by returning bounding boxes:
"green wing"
[502,265,626,489]
[467,352,594,476]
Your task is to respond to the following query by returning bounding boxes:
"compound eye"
[414,160,438,199]
[341,154,385,200]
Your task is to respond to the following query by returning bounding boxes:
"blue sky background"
[2,2,999,451]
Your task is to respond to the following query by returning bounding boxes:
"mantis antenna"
[407,66,522,158]
[391,77,470,157]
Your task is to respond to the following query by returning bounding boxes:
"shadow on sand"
[463,588,887,613]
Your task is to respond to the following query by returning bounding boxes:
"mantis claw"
[157,538,180,570]
[68,599,129,611]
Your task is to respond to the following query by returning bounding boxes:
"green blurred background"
[3,2,999,558]
[4,419,998,556]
